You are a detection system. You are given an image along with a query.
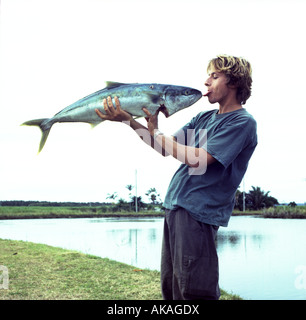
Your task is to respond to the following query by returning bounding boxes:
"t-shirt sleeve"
[172,116,197,144]
[205,118,256,168]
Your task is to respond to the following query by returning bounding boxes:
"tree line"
[0,186,162,211]
[1,186,282,212]
[0,200,105,207]
[235,186,279,211]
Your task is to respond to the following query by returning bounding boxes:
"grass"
[0,206,266,220]
[3,206,305,220]
[0,206,164,220]
[263,206,306,219]
[0,239,241,300]
[0,239,162,300]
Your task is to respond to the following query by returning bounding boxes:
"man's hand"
[95,96,133,122]
[142,107,160,136]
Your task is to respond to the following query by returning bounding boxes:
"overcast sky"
[1,0,306,204]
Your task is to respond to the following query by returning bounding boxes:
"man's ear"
[226,76,238,89]
[228,83,238,89]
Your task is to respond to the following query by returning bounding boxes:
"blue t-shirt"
[163,108,257,227]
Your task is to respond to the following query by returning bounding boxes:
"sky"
[1,0,306,204]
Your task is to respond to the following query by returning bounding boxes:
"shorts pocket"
[182,254,220,300]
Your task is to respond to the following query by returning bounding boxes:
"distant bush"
[263,206,306,219]
[0,200,106,207]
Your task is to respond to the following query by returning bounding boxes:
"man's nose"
[205,79,210,87]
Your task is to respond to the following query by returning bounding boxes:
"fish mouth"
[158,104,169,118]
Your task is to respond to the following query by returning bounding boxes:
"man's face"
[204,68,230,104]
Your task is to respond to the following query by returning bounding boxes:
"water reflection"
[217,217,306,300]
[216,232,240,246]
[104,227,160,269]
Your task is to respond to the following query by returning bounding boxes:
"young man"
[95,55,257,300]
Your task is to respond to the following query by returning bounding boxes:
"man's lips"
[203,91,211,97]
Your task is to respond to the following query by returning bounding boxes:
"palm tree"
[130,196,145,211]
[126,184,134,211]
[106,192,118,202]
[247,186,266,210]
[247,186,279,210]
[145,187,160,204]
[126,184,133,193]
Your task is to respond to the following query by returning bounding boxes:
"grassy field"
[2,205,305,220]
[0,239,241,300]
[0,206,164,220]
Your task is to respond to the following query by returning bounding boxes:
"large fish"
[22,81,202,153]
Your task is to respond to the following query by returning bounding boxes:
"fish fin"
[21,118,52,154]
[105,81,129,89]
[146,92,161,104]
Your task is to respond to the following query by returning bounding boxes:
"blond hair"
[207,55,252,105]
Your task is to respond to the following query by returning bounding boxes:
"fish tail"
[21,118,52,153]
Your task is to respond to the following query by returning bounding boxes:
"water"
[0,216,305,300]
[0,217,164,271]
[217,216,306,300]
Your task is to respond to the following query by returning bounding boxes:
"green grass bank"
[263,206,306,219]
[0,206,262,220]
[2,205,305,220]
[0,206,165,220]
[0,239,241,300]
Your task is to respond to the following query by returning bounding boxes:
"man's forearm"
[155,133,201,167]
[124,118,169,156]
[128,118,149,132]
[155,133,215,171]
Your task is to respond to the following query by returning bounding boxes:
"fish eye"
[184,90,190,95]
[150,85,154,89]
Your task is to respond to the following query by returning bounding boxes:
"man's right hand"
[95,96,133,122]
[142,107,160,137]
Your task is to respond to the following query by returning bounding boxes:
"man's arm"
[95,96,216,168]
[155,131,216,167]
[142,108,216,169]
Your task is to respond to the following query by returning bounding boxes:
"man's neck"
[218,104,242,114]
[218,95,242,114]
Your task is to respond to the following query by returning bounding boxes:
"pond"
[0,216,305,300]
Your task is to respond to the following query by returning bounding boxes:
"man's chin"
[208,98,217,104]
